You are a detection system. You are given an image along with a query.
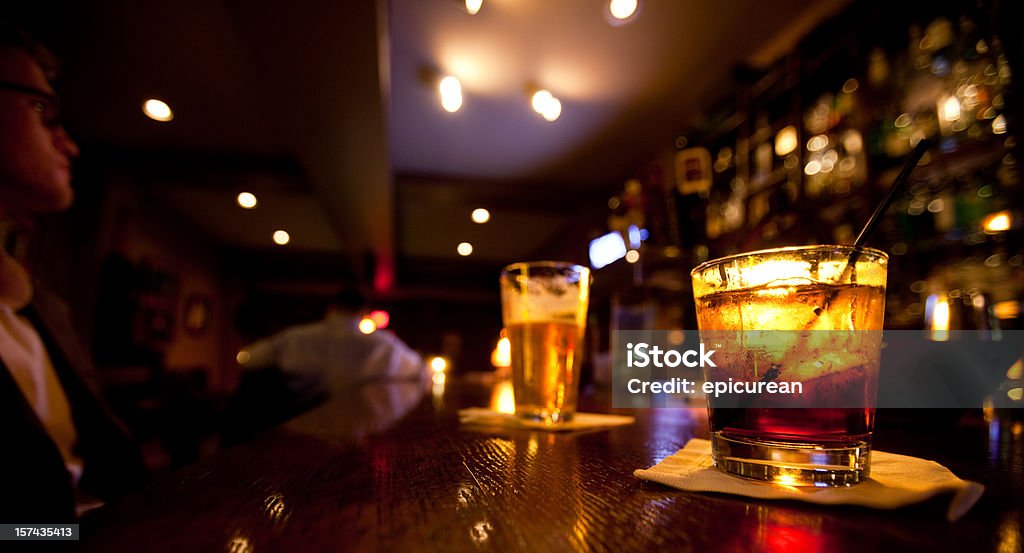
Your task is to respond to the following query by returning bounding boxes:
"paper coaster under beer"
[458,408,634,432]
[635,438,984,521]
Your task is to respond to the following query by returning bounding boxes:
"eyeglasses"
[0,80,62,128]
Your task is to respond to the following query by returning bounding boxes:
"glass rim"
[690,244,889,279]
[501,260,590,276]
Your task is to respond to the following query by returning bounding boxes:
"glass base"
[710,432,871,487]
[516,408,575,426]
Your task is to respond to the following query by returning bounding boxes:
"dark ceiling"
[10,0,846,293]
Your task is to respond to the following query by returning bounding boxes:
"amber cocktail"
[691,245,888,486]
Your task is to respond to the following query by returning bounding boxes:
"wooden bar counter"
[81,375,1024,552]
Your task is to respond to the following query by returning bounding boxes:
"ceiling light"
[236,192,257,209]
[273,230,290,245]
[625,249,640,263]
[540,98,561,121]
[609,0,638,20]
[531,89,561,122]
[457,242,473,256]
[439,75,463,113]
[143,99,173,122]
[531,90,552,113]
[471,208,490,224]
[465,0,482,15]
[608,0,639,22]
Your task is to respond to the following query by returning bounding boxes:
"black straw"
[853,138,931,249]
[808,139,931,327]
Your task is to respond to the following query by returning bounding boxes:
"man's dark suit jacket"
[0,287,147,523]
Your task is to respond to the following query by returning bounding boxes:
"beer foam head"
[500,262,590,326]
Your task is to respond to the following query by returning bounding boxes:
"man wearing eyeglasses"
[0,23,146,523]
[0,40,74,214]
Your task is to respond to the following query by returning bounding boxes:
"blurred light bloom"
[992,114,1007,134]
[491,380,515,414]
[237,192,257,209]
[531,89,562,121]
[491,333,511,368]
[143,99,173,121]
[942,96,961,122]
[369,310,390,329]
[930,295,950,342]
[609,0,638,20]
[589,231,627,269]
[439,76,463,113]
[983,211,1011,233]
[807,135,828,152]
[272,230,290,245]
[774,126,797,156]
[471,208,490,224]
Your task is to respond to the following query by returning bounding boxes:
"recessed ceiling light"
[471,208,490,224]
[465,0,482,15]
[439,76,463,113]
[143,98,173,122]
[531,89,561,122]
[609,0,638,20]
[273,230,290,245]
[236,192,257,209]
[457,242,473,256]
[540,97,561,121]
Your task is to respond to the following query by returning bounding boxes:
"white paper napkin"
[635,438,984,521]
[458,407,634,432]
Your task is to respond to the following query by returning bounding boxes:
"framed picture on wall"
[674,147,712,196]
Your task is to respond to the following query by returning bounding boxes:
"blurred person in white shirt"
[240,286,425,403]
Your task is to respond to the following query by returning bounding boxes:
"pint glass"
[500,261,590,425]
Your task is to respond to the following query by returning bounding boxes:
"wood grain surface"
[79,376,1024,552]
